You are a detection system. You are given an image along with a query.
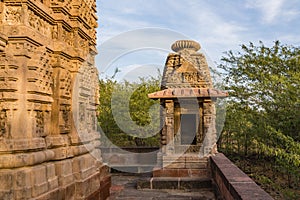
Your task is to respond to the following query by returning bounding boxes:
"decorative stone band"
[171,40,201,52]
[148,88,228,99]
[0,150,54,169]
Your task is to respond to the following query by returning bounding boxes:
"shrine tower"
[148,40,228,178]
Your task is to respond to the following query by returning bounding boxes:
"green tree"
[218,41,300,198]
[98,75,161,147]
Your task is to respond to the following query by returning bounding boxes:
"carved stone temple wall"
[0,1,110,199]
[148,40,228,179]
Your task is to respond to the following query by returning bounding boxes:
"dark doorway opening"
[180,114,197,145]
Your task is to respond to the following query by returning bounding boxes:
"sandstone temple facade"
[0,0,110,199]
[148,40,228,180]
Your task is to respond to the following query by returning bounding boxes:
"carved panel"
[162,51,213,88]
[76,64,98,133]
[4,6,22,25]
[89,68,99,105]
[59,104,71,133]
[62,28,75,47]
[28,9,51,38]
[35,110,44,136]
[0,58,19,92]
[59,69,72,99]
[0,109,8,137]
[51,25,58,39]
[166,54,182,68]
[27,50,53,96]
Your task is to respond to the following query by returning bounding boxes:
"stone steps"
[108,175,217,200]
[137,177,212,190]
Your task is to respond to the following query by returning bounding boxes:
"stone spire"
[161,40,213,89]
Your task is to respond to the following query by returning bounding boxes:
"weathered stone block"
[65,183,76,200]
[152,177,179,189]
[13,168,33,199]
[31,165,48,198]
[99,175,111,200]
[99,164,110,177]
[52,147,74,160]
[45,163,58,191]
[72,154,97,181]
[45,135,68,148]
[185,162,207,169]
[0,170,13,190]
[179,178,211,189]
[136,178,151,189]
[188,169,209,178]
[55,160,74,187]
[163,162,185,169]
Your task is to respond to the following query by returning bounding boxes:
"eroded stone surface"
[0,1,110,199]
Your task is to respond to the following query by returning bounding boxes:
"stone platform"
[108,174,216,200]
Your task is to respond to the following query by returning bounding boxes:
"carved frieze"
[28,9,51,38]
[4,6,22,25]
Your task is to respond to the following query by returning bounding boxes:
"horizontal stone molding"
[0,138,46,153]
[0,150,54,169]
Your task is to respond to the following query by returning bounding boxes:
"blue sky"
[95,0,300,81]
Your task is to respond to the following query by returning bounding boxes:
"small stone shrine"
[148,40,228,180]
[0,1,110,199]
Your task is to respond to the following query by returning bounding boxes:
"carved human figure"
[0,109,7,136]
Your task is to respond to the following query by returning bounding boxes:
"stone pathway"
[107,174,216,200]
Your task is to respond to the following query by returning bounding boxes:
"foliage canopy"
[218,41,299,198]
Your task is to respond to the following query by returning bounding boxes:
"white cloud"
[171,2,248,61]
[246,0,300,24]
[278,34,300,44]
[96,0,300,65]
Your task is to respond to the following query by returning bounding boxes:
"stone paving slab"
[107,174,216,200]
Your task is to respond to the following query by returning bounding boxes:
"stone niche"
[148,40,228,179]
[0,1,110,200]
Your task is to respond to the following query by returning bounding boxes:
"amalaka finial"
[171,40,201,52]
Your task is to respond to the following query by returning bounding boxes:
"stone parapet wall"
[0,0,110,199]
[210,153,273,200]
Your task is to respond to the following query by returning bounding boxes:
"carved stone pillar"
[165,100,175,155]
